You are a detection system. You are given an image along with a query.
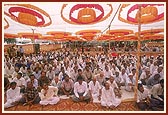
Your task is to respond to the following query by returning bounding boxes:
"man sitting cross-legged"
[4,82,22,109]
[20,81,41,106]
[72,76,91,103]
[39,83,60,105]
[88,76,101,103]
[101,82,121,110]
[61,74,74,96]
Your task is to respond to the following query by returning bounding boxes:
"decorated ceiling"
[3,2,165,41]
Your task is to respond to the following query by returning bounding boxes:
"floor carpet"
[4,98,140,111]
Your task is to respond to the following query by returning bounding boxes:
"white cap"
[159,65,163,68]
[138,80,142,84]
[131,61,134,64]
[145,67,150,71]
[128,73,133,76]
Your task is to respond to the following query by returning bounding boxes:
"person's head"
[42,83,49,90]
[109,75,115,83]
[112,64,115,68]
[15,67,20,72]
[131,62,135,66]
[78,69,82,74]
[138,83,144,93]
[104,82,110,90]
[10,82,17,90]
[49,67,52,71]
[105,65,109,71]
[64,74,69,82]
[61,67,65,73]
[77,76,83,85]
[154,61,157,66]
[149,59,153,63]
[6,63,11,68]
[121,68,125,74]
[17,72,22,79]
[132,68,136,75]
[92,76,97,83]
[96,64,99,69]
[153,74,161,80]
[85,66,90,71]
[41,71,46,77]
[27,81,33,89]
[115,71,119,77]
[101,58,105,63]
[73,65,78,71]
[27,67,31,72]
[22,64,26,67]
[35,67,39,72]
[100,71,104,78]
[157,66,163,73]
[29,74,35,81]
[160,79,164,88]
[145,67,150,74]
[54,77,59,83]
[128,73,133,79]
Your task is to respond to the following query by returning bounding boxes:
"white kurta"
[4,87,22,108]
[107,80,118,89]
[12,77,26,87]
[39,86,60,105]
[119,72,128,84]
[74,81,88,98]
[88,81,101,103]
[125,77,136,92]
[101,86,121,107]
[137,88,150,103]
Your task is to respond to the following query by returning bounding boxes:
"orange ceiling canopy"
[4,33,18,39]
[18,33,42,39]
[106,29,134,36]
[75,29,101,41]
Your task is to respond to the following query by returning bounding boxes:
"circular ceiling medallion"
[4,4,52,27]
[61,4,113,25]
[118,4,164,24]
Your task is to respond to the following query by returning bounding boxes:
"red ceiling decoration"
[4,4,52,27]
[118,4,164,24]
[61,4,113,25]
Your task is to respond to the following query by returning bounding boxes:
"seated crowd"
[4,49,164,110]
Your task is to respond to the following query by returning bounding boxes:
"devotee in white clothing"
[46,67,55,81]
[101,82,121,109]
[96,71,106,87]
[119,68,128,85]
[12,72,26,93]
[125,73,136,92]
[39,83,60,105]
[4,63,15,81]
[4,82,22,109]
[139,67,151,85]
[72,76,91,102]
[107,75,121,98]
[88,76,101,103]
[103,65,112,81]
